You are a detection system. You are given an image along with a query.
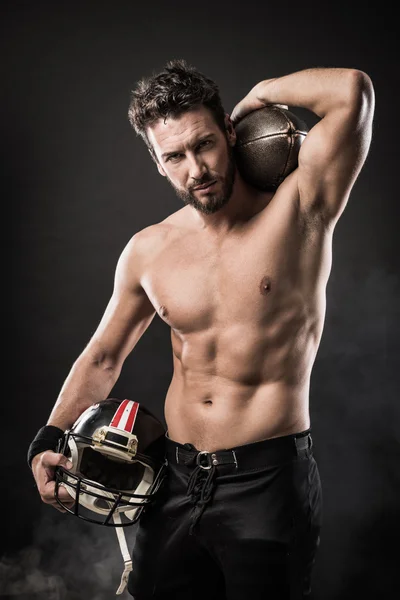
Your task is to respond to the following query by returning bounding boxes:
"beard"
[166,143,236,215]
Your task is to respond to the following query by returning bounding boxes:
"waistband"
[165,429,313,472]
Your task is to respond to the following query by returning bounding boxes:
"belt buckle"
[196,451,213,470]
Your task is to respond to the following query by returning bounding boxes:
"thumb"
[42,451,73,470]
[231,102,245,125]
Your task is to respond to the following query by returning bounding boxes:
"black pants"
[128,429,322,599]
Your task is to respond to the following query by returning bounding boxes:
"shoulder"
[140,207,197,243]
[121,211,184,260]
[113,223,171,291]
[120,207,197,267]
[125,221,171,254]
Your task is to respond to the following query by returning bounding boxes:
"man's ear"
[156,162,166,177]
[149,148,166,176]
[224,113,237,147]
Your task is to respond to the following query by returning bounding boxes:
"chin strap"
[110,463,166,594]
[112,513,133,595]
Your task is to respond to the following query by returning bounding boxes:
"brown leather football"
[233,105,309,191]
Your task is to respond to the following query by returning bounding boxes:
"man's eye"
[168,154,182,162]
[198,141,211,149]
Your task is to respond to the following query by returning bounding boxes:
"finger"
[51,498,76,513]
[44,488,75,510]
[51,498,76,512]
[33,451,72,488]
[34,459,54,495]
[50,484,76,509]
[231,101,246,124]
[42,455,73,489]
[41,452,72,470]
[33,462,56,495]
[231,102,257,124]
[37,470,74,504]
[53,481,75,504]
[231,106,243,124]
[39,480,60,504]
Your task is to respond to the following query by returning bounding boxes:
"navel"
[259,276,272,296]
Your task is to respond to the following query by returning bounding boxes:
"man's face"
[147,106,237,215]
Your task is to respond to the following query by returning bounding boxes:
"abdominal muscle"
[165,379,310,452]
[164,328,315,451]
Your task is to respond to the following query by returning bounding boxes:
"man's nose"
[188,155,207,181]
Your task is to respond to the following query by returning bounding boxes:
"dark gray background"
[3,1,399,598]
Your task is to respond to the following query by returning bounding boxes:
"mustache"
[189,176,216,191]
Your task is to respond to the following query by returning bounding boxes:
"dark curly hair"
[128,59,226,160]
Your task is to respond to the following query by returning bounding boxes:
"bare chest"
[141,204,331,334]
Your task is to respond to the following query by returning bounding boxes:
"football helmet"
[54,397,167,594]
[54,397,167,527]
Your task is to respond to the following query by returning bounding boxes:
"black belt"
[164,429,313,535]
[165,429,313,472]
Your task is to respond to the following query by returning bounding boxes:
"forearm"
[253,67,365,118]
[47,349,120,431]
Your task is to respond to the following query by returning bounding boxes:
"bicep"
[298,71,375,224]
[86,235,157,368]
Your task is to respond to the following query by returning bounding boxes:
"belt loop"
[294,434,309,455]
[232,450,238,469]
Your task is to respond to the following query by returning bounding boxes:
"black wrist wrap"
[27,425,64,468]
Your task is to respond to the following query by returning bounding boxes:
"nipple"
[259,276,272,296]
[159,305,168,318]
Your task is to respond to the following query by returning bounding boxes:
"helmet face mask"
[54,398,167,526]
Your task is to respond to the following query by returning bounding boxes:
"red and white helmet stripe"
[110,399,139,434]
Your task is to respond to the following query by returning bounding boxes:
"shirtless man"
[29,60,375,598]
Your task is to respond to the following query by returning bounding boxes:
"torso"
[139,173,333,451]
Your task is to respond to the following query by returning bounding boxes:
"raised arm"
[231,67,375,226]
